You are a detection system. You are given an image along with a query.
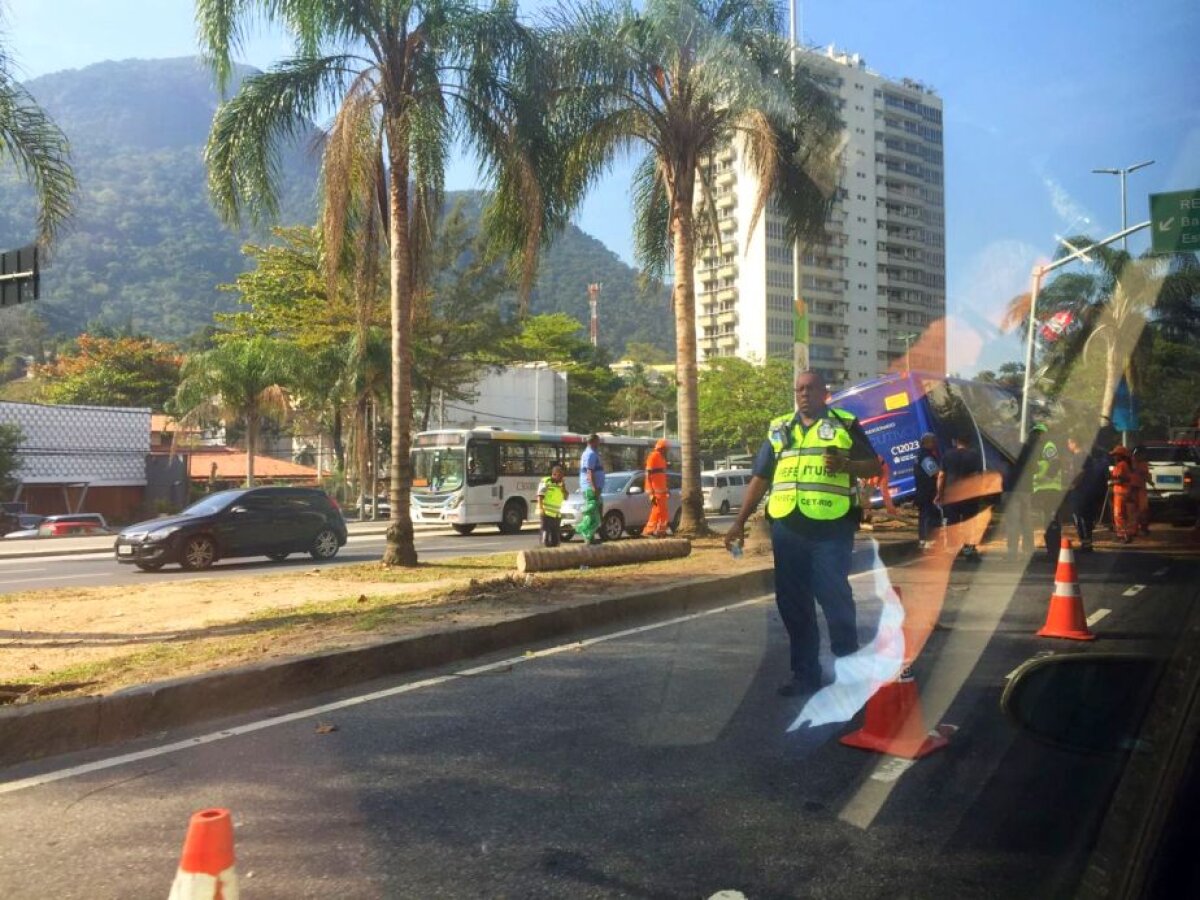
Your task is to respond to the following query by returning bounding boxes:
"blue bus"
[829,372,1023,506]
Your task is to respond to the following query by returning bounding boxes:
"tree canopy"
[34,334,182,409]
[698,356,793,457]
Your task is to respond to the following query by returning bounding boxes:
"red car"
[35,513,112,537]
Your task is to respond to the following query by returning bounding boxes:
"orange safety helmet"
[1111,445,1131,458]
[654,438,669,451]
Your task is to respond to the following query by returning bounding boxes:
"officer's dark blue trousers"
[769,519,858,683]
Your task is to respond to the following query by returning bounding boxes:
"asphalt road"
[2,545,1194,898]
[0,517,736,593]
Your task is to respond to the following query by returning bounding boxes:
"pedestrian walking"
[1110,445,1135,543]
[1002,427,1040,560]
[1131,447,1152,536]
[913,433,942,551]
[937,434,983,559]
[576,433,605,545]
[723,370,880,697]
[644,438,670,537]
[1031,424,1065,557]
[1066,436,1101,551]
[537,465,567,548]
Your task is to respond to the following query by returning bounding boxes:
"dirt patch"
[0,540,768,702]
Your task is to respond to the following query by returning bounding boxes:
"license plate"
[1157,475,1182,485]
[117,544,134,556]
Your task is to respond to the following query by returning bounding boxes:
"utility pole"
[587,283,602,347]
[1092,160,1154,251]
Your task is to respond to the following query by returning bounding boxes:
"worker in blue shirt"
[576,433,605,544]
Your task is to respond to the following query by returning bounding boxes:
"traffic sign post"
[1149,189,1200,254]
[0,243,39,308]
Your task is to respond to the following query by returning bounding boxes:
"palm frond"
[0,73,76,246]
[631,151,671,279]
[205,54,356,228]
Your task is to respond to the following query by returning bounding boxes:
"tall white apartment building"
[694,45,946,388]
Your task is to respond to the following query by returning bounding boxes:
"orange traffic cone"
[839,668,949,759]
[1036,538,1095,641]
[168,808,239,899]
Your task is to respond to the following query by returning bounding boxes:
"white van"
[701,468,752,514]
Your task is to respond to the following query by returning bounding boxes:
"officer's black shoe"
[777,677,822,697]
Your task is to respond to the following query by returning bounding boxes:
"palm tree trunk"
[1100,339,1121,431]
[382,123,418,566]
[670,183,709,536]
[245,410,257,488]
[332,408,345,475]
[355,395,370,507]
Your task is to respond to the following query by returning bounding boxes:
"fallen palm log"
[517,537,691,574]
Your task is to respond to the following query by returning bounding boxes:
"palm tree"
[198,0,559,565]
[174,337,295,487]
[0,7,76,245]
[553,0,840,534]
[1003,240,1189,430]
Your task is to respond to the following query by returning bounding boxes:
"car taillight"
[327,493,341,512]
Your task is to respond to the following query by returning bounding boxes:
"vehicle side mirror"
[628,485,644,495]
[1001,653,1161,753]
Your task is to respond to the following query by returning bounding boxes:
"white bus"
[409,427,675,534]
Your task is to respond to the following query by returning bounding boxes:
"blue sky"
[6,0,1199,374]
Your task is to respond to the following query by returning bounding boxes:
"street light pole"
[1092,160,1154,251]
[1017,219,1151,440]
[898,332,918,372]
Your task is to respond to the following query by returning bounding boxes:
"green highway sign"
[1149,189,1200,254]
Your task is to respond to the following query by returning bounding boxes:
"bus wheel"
[498,499,526,535]
[451,524,476,535]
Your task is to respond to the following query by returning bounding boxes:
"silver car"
[559,470,683,541]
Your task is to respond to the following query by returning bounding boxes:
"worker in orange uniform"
[644,438,671,537]
[1109,445,1135,544]
[1131,447,1152,536]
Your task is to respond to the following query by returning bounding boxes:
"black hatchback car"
[114,487,348,571]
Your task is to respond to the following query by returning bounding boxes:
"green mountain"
[0,57,671,355]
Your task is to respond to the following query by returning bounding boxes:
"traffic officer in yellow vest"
[725,370,880,697]
[1030,424,1063,557]
[537,465,567,548]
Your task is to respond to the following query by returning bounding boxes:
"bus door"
[466,441,501,521]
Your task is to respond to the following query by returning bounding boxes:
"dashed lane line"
[1122,585,1146,597]
[1086,608,1112,626]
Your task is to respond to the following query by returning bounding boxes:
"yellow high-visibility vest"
[766,409,856,521]
[540,477,567,518]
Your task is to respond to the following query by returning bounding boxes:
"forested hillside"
[0,57,671,355]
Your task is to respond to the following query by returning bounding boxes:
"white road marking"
[1153,567,1169,577]
[1122,585,1146,597]
[0,553,110,566]
[0,594,775,795]
[869,757,916,783]
[1086,608,1112,626]
[1,573,98,585]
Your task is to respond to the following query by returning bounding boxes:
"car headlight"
[447,492,464,508]
[147,524,182,541]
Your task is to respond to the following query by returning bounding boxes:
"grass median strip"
[3,542,756,704]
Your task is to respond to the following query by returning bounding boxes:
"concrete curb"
[0,538,917,769]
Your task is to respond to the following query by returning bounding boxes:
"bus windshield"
[411,447,465,493]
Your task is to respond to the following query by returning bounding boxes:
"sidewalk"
[0,519,450,561]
